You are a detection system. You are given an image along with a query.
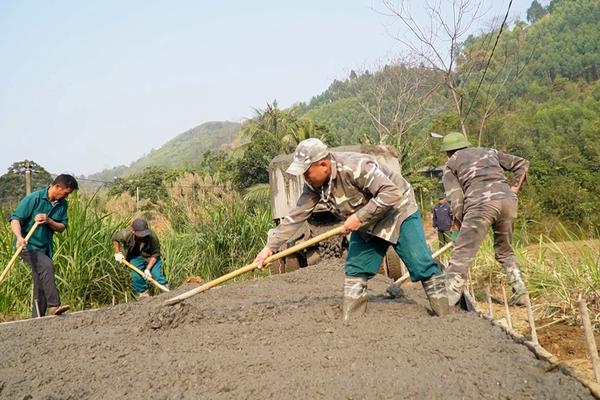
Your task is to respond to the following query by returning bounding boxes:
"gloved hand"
[144,268,152,280]
[114,252,125,262]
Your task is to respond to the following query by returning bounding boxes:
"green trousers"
[345,211,440,282]
[129,256,168,293]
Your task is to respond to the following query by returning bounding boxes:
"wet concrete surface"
[0,260,594,399]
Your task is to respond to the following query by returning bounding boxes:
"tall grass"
[470,224,600,329]
[160,175,273,284]
[0,193,130,319]
[52,193,131,309]
[0,208,32,318]
[0,176,274,320]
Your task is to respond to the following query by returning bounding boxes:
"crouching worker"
[253,138,448,321]
[112,218,168,298]
[10,174,78,317]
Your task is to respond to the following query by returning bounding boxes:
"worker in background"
[254,138,449,321]
[432,196,453,248]
[441,132,529,308]
[10,174,79,317]
[112,218,168,298]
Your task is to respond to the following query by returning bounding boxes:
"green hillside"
[87,0,600,230]
[249,0,600,231]
[88,121,240,182]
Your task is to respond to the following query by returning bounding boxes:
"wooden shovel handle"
[120,259,170,292]
[393,240,454,285]
[0,222,40,285]
[164,225,346,306]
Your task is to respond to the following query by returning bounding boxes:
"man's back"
[443,147,528,212]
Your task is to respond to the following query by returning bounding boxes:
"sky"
[0,0,535,176]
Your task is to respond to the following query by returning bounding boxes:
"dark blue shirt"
[432,203,453,231]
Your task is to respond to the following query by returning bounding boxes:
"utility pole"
[136,187,140,212]
[24,160,32,194]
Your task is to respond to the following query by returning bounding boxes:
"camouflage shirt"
[267,151,418,251]
[442,147,528,221]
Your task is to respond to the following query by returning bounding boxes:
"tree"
[527,0,547,23]
[0,160,53,202]
[459,21,532,145]
[380,0,521,140]
[233,130,282,190]
[108,167,184,203]
[347,60,446,172]
[242,101,331,152]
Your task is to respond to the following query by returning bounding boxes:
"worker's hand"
[114,252,125,263]
[34,213,48,224]
[16,236,27,248]
[254,246,273,269]
[452,218,462,231]
[343,214,362,233]
[510,186,519,193]
[144,269,152,280]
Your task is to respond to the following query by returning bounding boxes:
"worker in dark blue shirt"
[432,197,453,248]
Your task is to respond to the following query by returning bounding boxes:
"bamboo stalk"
[164,225,346,306]
[577,295,600,384]
[485,285,493,317]
[524,293,538,345]
[0,222,40,285]
[502,286,513,330]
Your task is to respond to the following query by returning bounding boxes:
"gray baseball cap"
[286,138,330,176]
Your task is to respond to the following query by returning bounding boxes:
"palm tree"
[241,101,331,152]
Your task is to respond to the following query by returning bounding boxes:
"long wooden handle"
[164,225,346,306]
[0,222,40,285]
[120,259,170,292]
[393,240,454,285]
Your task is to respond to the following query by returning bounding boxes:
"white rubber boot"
[342,277,368,323]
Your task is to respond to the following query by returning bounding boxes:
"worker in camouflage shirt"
[254,138,449,320]
[440,132,529,308]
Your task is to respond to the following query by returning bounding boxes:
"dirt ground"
[0,260,595,400]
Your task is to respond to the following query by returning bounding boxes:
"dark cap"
[131,218,150,237]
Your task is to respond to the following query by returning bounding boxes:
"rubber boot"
[507,268,527,306]
[342,277,368,323]
[47,305,70,316]
[446,272,466,309]
[422,274,450,316]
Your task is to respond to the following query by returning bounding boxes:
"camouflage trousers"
[447,197,522,282]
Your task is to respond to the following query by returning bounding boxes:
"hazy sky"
[0,0,534,176]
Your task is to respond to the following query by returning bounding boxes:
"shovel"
[0,222,40,285]
[120,259,170,292]
[164,225,346,306]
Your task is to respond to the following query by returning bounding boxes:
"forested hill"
[287,0,600,230]
[84,0,599,230]
[88,121,240,182]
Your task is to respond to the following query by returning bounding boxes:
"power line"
[463,0,513,121]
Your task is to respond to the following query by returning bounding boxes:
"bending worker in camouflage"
[441,132,529,308]
[254,138,448,320]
